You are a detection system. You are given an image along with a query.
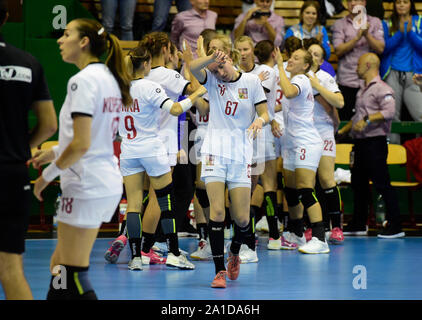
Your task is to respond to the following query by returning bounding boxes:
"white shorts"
[194,126,207,161]
[252,126,277,165]
[56,194,121,229]
[168,153,177,167]
[283,143,323,172]
[120,156,171,177]
[316,126,336,158]
[200,154,251,190]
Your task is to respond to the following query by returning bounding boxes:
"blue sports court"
[3,235,421,300]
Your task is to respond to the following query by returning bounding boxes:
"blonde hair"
[234,35,254,51]
[209,34,240,66]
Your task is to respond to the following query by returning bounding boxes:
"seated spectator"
[171,0,217,58]
[332,0,384,121]
[285,1,331,60]
[101,0,136,40]
[381,0,422,144]
[152,0,191,32]
[303,38,336,78]
[241,0,274,13]
[233,0,285,48]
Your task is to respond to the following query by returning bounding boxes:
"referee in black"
[0,0,57,299]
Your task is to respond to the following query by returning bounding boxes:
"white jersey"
[145,66,190,155]
[273,62,290,129]
[195,93,210,127]
[57,63,123,199]
[312,69,340,130]
[119,78,171,159]
[285,74,322,146]
[251,64,277,120]
[201,69,267,162]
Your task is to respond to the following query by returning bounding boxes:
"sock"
[311,221,326,242]
[47,265,97,300]
[224,206,232,229]
[323,186,342,229]
[290,218,303,237]
[197,223,208,241]
[126,212,142,258]
[118,219,127,237]
[247,206,258,248]
[231,220,255,254]
[282,211,289,231]
[140,231,155,254]
[264,191,280,239]
[208,220,226,274]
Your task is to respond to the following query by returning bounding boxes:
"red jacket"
[403,137,422,183]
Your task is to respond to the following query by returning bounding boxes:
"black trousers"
[338,85,360,121]
[351,136,401,226]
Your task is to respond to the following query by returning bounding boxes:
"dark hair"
[128,45,151,76]
[0,0,8,27]
[389,0,418,35]
[139,31,170,58]
[200,29,218,54]
[303,37,327,60]
[284,36,303,58]
[169,42,177,56]
[301,49,313,73]
[73,18,132,106]
[300,1,322,27]
[254,40,275,64]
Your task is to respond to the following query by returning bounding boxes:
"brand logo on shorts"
[247,164,251,178]
[238,88,248,99]
[23,185,30,191]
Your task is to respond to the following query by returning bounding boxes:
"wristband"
[42,162,63,182]
[179,98,193,112]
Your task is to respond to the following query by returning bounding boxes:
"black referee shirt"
[0,34,52,164]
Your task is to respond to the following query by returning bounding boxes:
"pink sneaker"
[304,228,312,242]
[104,235,127,263]
[329,227,344,244]
[141,249,167,264]
[281,235,298,250]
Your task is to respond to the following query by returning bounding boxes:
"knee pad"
[160,217,176,235]
[297,188,318,210]
[155,183,175,214]
[284,187,300,207]
[196,188,210,209]
[126,212,142,239]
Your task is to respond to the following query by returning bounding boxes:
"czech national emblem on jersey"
[218,84,226,96]
[238,88,248,99]
[205,155,215,166]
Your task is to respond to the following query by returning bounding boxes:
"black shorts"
[0,163,31,254]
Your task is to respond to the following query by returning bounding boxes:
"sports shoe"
[224,227,232,240]
[152,242,188,256]
[284,231,307,247]
[298,237,330,254]
[104,235,127,263]
[343,223,368,236]
[166,252,195,269]
[304,228,312,242]
[190,239,212,260]
[267,237,282,250]
[377,223,405,239]
[255,216,269,232]
[280,235,298,250]
[239,244,258,264]
[141,249,166,264]
[128,256,143,270]
[227,252,241,280]
[329,227,344,244]
[211,271,227,288]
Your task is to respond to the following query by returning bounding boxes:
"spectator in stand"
[241,0,275,13]
[171,0,217,58]
[381,0,422,144]
[233,0,285,48]
[332,0,385,121]
[285,1,332,60]
[101,0,137,40]
[152,0,192,32]
[338,53,405,239]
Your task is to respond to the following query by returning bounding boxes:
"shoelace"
[215,271,226,280]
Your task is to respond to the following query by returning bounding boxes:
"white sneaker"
[267,237,282,250]
[298,237,330,254]
[325,231,331,241]
[190,240,212,260]
[239,244,258,263]
[166,252,195,269]
[128,256,143,270]
[224,227,232,240]
[255,216,269,232]
[284,231,307,247]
